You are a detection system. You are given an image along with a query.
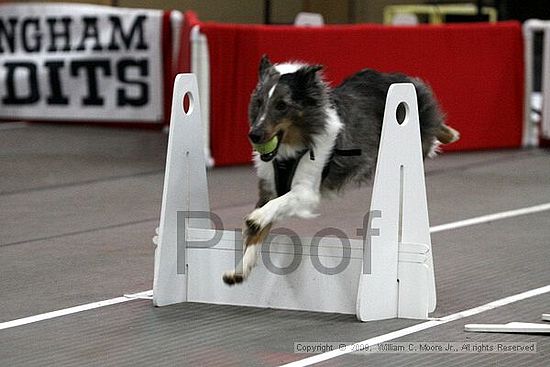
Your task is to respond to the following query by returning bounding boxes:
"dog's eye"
[255,99,263,108]
[275,101,287,111]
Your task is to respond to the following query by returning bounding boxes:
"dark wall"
[498,0,550,21]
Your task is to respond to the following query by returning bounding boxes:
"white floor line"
[279,285,550,367]
[430,202,550,233]
[0,122,29,130]
[0,290,152,331]
[2,202,550,332]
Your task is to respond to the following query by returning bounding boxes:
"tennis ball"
[253,135,279,154]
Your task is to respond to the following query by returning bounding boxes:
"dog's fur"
[222,56,459,285]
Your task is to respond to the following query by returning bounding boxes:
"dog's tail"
[436,124,460,144]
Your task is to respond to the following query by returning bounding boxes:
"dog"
[222,55,459,285]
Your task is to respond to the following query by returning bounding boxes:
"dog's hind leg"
[437,124,460,144]
[222,222,273,285]
[425,124,460,158]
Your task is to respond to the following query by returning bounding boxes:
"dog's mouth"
[259,130,284,162]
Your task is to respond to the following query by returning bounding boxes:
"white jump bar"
[465,322,550,334]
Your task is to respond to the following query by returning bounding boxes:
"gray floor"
[1,124,549,366]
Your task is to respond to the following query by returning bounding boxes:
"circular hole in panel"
[183,92,194,115]
[396,102,408,125]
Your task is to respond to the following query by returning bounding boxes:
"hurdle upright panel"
[524,19,550,146]
[153,74,210,306]
[357,84,436,321]
[153,74,436,321]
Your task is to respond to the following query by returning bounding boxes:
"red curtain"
[195,18,523,166]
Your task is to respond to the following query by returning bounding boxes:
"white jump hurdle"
[524,20,548,147]
[153,74,436,321]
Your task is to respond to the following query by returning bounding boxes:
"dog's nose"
[248,130,263,144]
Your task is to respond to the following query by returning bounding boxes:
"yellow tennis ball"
[253,135,279,154]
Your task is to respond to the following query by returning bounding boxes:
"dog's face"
[248,56,326,160]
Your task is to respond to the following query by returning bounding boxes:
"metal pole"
[264,0,271,25]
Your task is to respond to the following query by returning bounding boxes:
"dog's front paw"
[222,270,244,285]
[222,244,259,286]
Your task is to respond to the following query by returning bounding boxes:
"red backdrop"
[194,17,524,166]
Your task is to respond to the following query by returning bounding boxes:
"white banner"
[0,3,164,122]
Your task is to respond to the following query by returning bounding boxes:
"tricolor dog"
[223,56,459,285]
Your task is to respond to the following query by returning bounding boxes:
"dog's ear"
[259,55,273,80]
[296,64,324,85]
[307,65,324,74]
